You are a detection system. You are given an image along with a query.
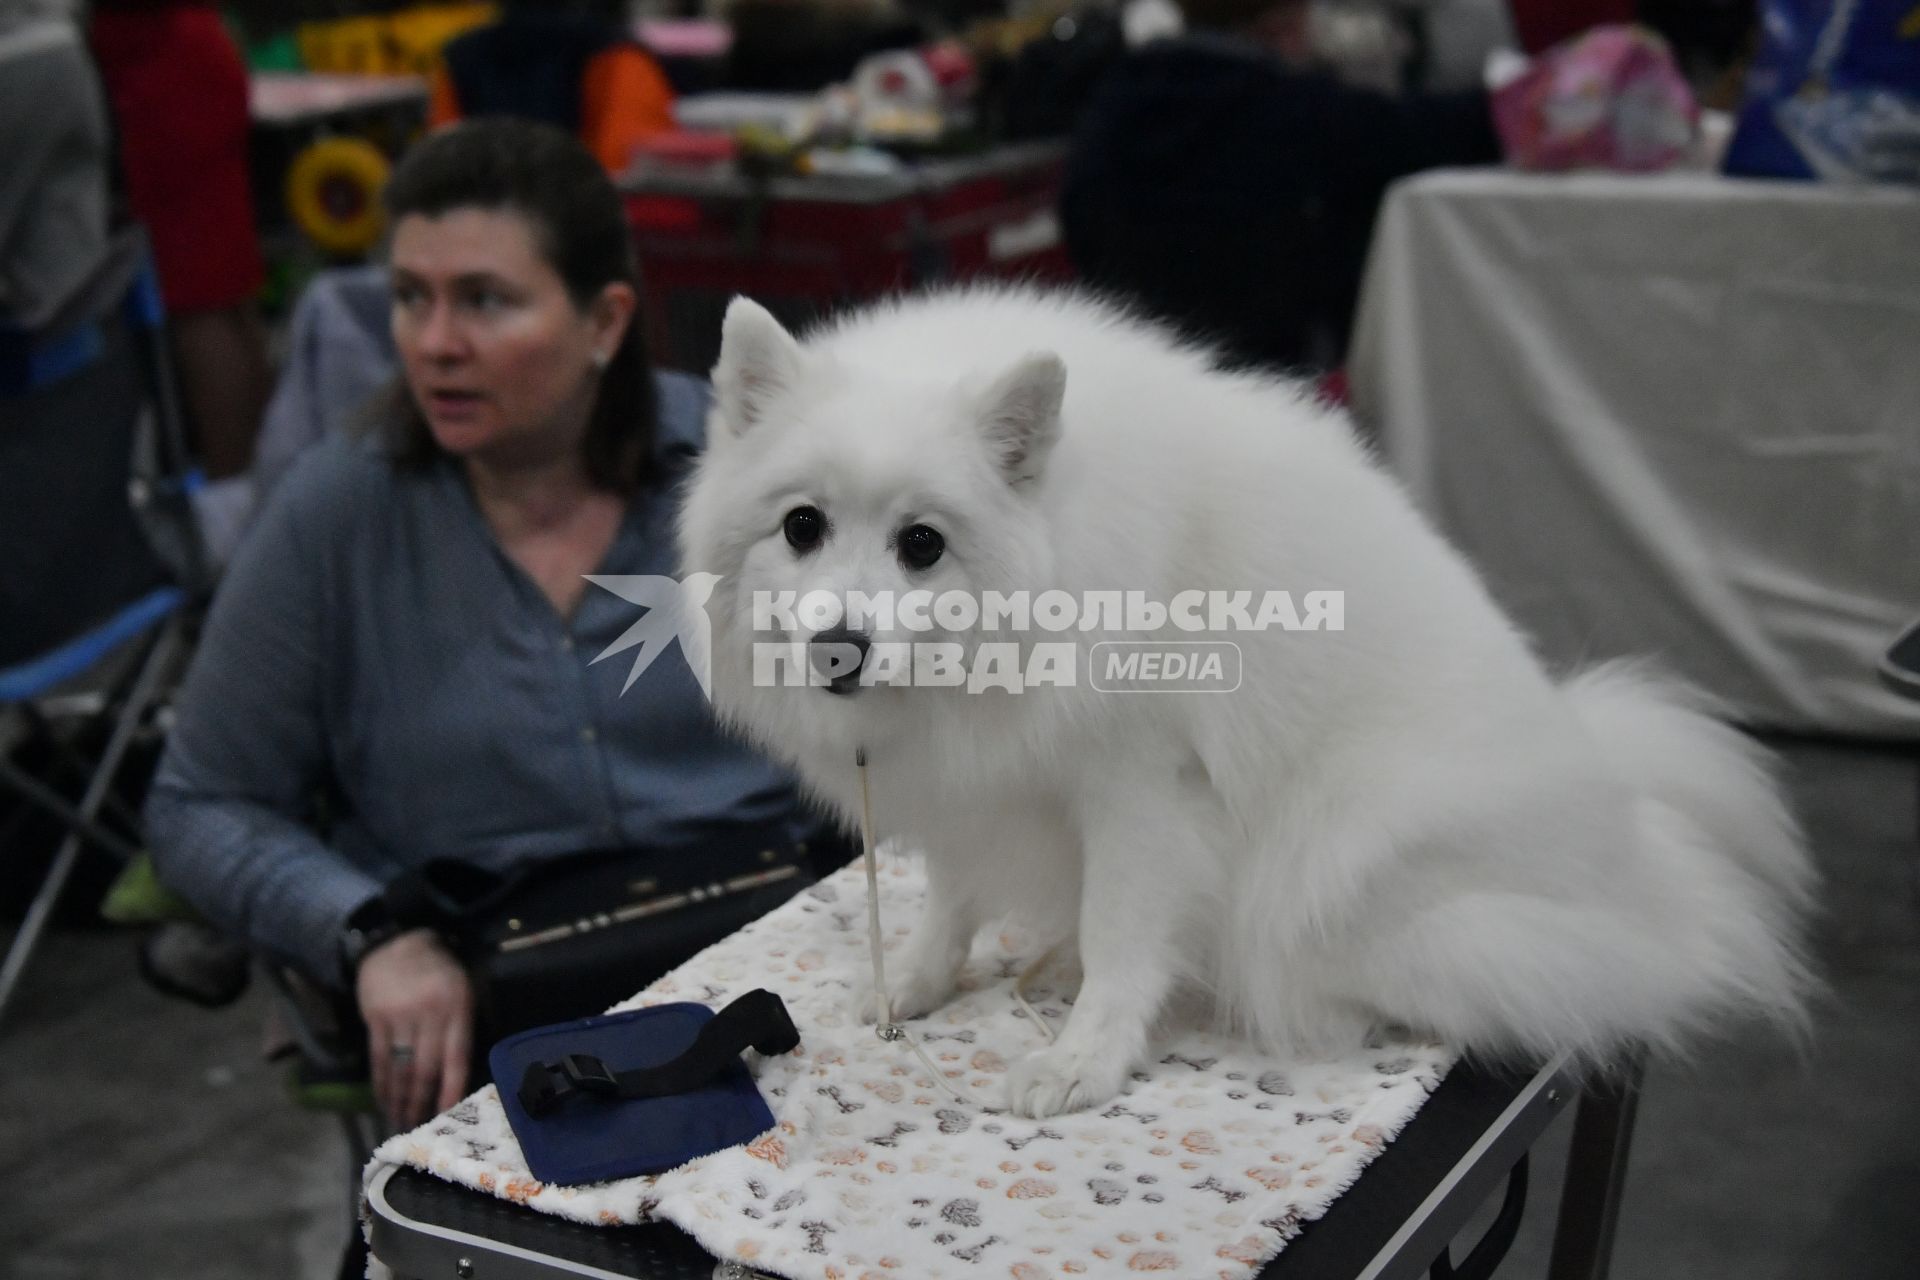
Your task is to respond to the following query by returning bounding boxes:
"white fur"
[678,287,1817,1118]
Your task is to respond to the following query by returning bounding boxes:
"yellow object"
[386,3,498,76]
[285,136,391,257]
[99,854,197,926]
[298,3,496,77]
[297,15,388,75]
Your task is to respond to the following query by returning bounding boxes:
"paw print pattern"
[1256,1071,1295,1096]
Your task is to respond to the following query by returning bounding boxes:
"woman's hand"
[355,929,474,1130]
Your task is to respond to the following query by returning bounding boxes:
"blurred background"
[2,1,1916,1277]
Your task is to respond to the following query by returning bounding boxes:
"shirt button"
[558,635,575,653]
[580,725,597,744]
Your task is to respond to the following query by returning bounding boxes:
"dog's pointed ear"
[975,352,1066,484]
[712,297,803,438]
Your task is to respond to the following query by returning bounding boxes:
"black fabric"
[441,12,627,135]
[990,10,1129,142]
[518,987,797,1115]
[1062,35,1500,373]
[381,822,823,1043]
[0,316,169,669]
[724,1,924,92]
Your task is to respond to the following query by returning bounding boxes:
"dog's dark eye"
[899,523,945,571]
[784,506,825,552]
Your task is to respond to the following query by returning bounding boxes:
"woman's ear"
[589,280,638,365]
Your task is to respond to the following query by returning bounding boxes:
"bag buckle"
[517,1053,622,1116]
[518,1061,571,1116]
[561,1053,620,1095]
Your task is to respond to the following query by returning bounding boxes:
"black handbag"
[384,825,824,1042]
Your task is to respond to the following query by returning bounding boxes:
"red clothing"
[89,3,264,312]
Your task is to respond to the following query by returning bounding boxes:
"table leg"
[1546,1057,1645,1280]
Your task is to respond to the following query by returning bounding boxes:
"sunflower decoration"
[285,135,391,257]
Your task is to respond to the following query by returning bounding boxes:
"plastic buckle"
[518,1061,572,1116]
[561,1053,620,1096]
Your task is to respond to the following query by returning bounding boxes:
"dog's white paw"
[1005,1046,1127,1118]
[857,962,956,1024]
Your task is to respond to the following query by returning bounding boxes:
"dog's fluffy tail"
[1249,660,1821,1067]
[1554,661,1820,1054]
[1223,661,1818,1067]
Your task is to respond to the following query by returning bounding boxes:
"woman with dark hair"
[145,120,819,1134]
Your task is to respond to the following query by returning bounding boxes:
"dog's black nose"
[808,627,871,694]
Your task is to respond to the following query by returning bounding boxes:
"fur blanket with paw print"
[369,856,1454,1279]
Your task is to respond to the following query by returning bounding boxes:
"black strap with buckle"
[518,988,799,1117]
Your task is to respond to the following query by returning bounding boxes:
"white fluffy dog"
[677,288,1815,1119]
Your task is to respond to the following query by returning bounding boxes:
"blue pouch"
[489,989,798,1186]
[1724,0,1920,183]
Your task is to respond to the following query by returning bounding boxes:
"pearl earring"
[591,350,610,370]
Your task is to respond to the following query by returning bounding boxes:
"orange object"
[428,63,461,129]
[579,45,677,174]
[427,42,675,176]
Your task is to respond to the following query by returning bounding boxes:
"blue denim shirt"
[145,373,811,985]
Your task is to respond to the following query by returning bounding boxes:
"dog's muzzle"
[808,627,871,695]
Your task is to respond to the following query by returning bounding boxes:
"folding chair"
[0,225,209,1024]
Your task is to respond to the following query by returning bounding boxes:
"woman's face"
[390,207,632,468]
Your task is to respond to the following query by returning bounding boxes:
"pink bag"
[1491,25,1699,172]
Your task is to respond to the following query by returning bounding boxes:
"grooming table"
[369,1054,1595,1280]
[366,860,1635,1280]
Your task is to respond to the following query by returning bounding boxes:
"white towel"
[371,856,1455,1279]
